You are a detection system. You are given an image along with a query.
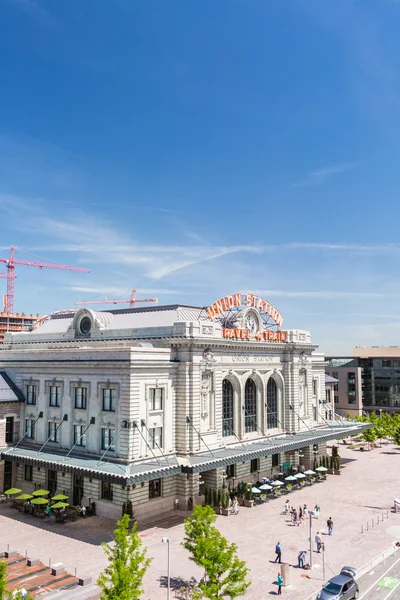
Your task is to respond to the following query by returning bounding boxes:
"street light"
[162,537,171,600]
[308,510,318,569]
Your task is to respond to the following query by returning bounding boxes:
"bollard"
[75,567,77,577]
[49,558,51,569]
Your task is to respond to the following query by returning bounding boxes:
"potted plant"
[273,487,281,497]
[260,493,266,502]
[243,484,254,507]
[299,479,305,487]
[286,484,292,492]
[221,492,230,516]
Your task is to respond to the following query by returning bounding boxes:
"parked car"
[316,567,359,600]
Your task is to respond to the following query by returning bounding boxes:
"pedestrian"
[314,503,320,515]
[277,572,283,595]
[303,504,308,516]
[45,504,51,520]
[327,516,333,535]
[293,509,298,526]
[275,542,282,563]
[298,550,307,568]
[299,507,303,521]
[232,496,239,515]
[315,531,322,553]
[284,499,290,514]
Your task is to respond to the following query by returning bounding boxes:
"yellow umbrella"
[32,489,49,497]
[4,488,21,495]
[15,494,33,501]
[51,494,68,501]
[31,498,49,505]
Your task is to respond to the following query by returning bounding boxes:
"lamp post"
[322,541,326,581]
[162,537,171,600]
[308,510,318,569]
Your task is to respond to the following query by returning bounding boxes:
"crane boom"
[0,246,89,314]
[76,288,158,308]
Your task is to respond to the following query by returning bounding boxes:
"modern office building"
[326,346,400,416]
[0,292,367,521]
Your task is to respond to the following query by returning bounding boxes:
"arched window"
[222,379,234,437]
[267,378,278,429]
[244,379,257,433]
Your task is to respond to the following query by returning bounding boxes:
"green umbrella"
[51,501,69,509]
[51,494,69,501]
[15,494,33,501]
[32,489,49,497]
[31,497,49,505]
[4,488,22,495]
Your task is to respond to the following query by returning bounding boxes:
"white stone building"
[0,293,367,520]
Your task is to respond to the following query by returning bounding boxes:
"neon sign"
[207,292,284,327]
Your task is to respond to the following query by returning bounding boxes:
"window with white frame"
[149,426,163,449]
[74,424,86,447]
[101,427,115,451]
[149,387,164,411]
[49,385,61,407]
[102,388,116,412]
[75,387,87,409]
[25,419,35,439]
[312,379,318,396]
[26,384,37,405]
[48,422,59,443]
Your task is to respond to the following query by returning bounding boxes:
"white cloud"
[291,162,360,188]
[251,290,385,299]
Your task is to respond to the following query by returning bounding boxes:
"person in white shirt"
[315,531,322,553]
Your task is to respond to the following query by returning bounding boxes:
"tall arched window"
[267,378,278,429]
[244,379,257,433]
[222,379,234,437]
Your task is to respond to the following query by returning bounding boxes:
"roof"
[1,446,181,484]
[325,374,339,383]
[328,574,352,586]
[0,372,24,402]
[182,421,372,473]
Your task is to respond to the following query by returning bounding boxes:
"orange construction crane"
[76,288,158,308]
[0,246,89,314]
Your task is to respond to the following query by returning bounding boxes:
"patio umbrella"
[294,473,306,479]
[259,483,272,490]
[316,466,328,472]
[271,480,284,486]
[262,477,271,482]
[285,475,297,482]
[51,501,69,509]
[32,489,49,497]
[15,494,33,501]
[51,494,69,501]
[304,470,316,475]
[4,488,21,495]
[251,487,261,494]
[31,498,49,505]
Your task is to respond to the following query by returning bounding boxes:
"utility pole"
[322,542,326,581]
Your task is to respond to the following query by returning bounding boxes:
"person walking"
[275,542,282,563]
[299,507,303,522]
[277,572,283,595]
[298,550,307,568]
[327,517,333,535]
[293,509,298,526]
[284,499,290,514]
[315,531,322,553]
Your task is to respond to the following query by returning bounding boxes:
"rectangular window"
[48,422,59,443]
[149,388,164,411]
[312,379,318,396]
[101,428,115,451]
[26,384,36,405]
[74,425,86,447]
[101,481,113,501]
[226,464,235,478]
[102,388,116,412]
[348,396,356,404]
[149,426,163,449]
[383,360,392,368]
[149,478,161,499]
[272,453,279,468]
[75,387,87,409]
[332,372,339,379]
[24,465,33,482]
[334,396,339,404]
[49,385,61,407]
[334,383,339,392]
[250,458,259,473]
[5,417,14,444]
[25,419,35,440]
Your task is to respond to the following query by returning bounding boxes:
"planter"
[327,469,341,475]
[243,499,254,508]
[221,508,230,516]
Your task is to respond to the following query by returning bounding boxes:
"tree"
[0,561,33,600]
[97,513,152,600]
[183,505,251,599]
[362,427,376,449]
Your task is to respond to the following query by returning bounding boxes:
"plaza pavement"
[1,441,400,599]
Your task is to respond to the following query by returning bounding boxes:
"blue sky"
[2,0,400,354]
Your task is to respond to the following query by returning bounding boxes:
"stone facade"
[0,300,361,521]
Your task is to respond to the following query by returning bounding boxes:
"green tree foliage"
[0,561,33,600]
[97,513,152,600]
[362,427,377,448]
[183,505,251,599]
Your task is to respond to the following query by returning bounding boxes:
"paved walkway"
[0,442,399,599]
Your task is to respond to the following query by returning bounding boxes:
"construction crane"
[0,246,90,314]
[76,288,158,308]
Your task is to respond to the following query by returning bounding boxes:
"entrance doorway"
[5,417,14,444]
[73,476,84,505]
[4,461,12,491]
[48,469,57,496]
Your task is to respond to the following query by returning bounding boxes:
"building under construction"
[0,311,42,343]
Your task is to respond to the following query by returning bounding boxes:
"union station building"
[0,293,367,521]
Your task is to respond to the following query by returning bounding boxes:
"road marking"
[383,580,400,600]
[379,577,399,589]
[359,556,400,600]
